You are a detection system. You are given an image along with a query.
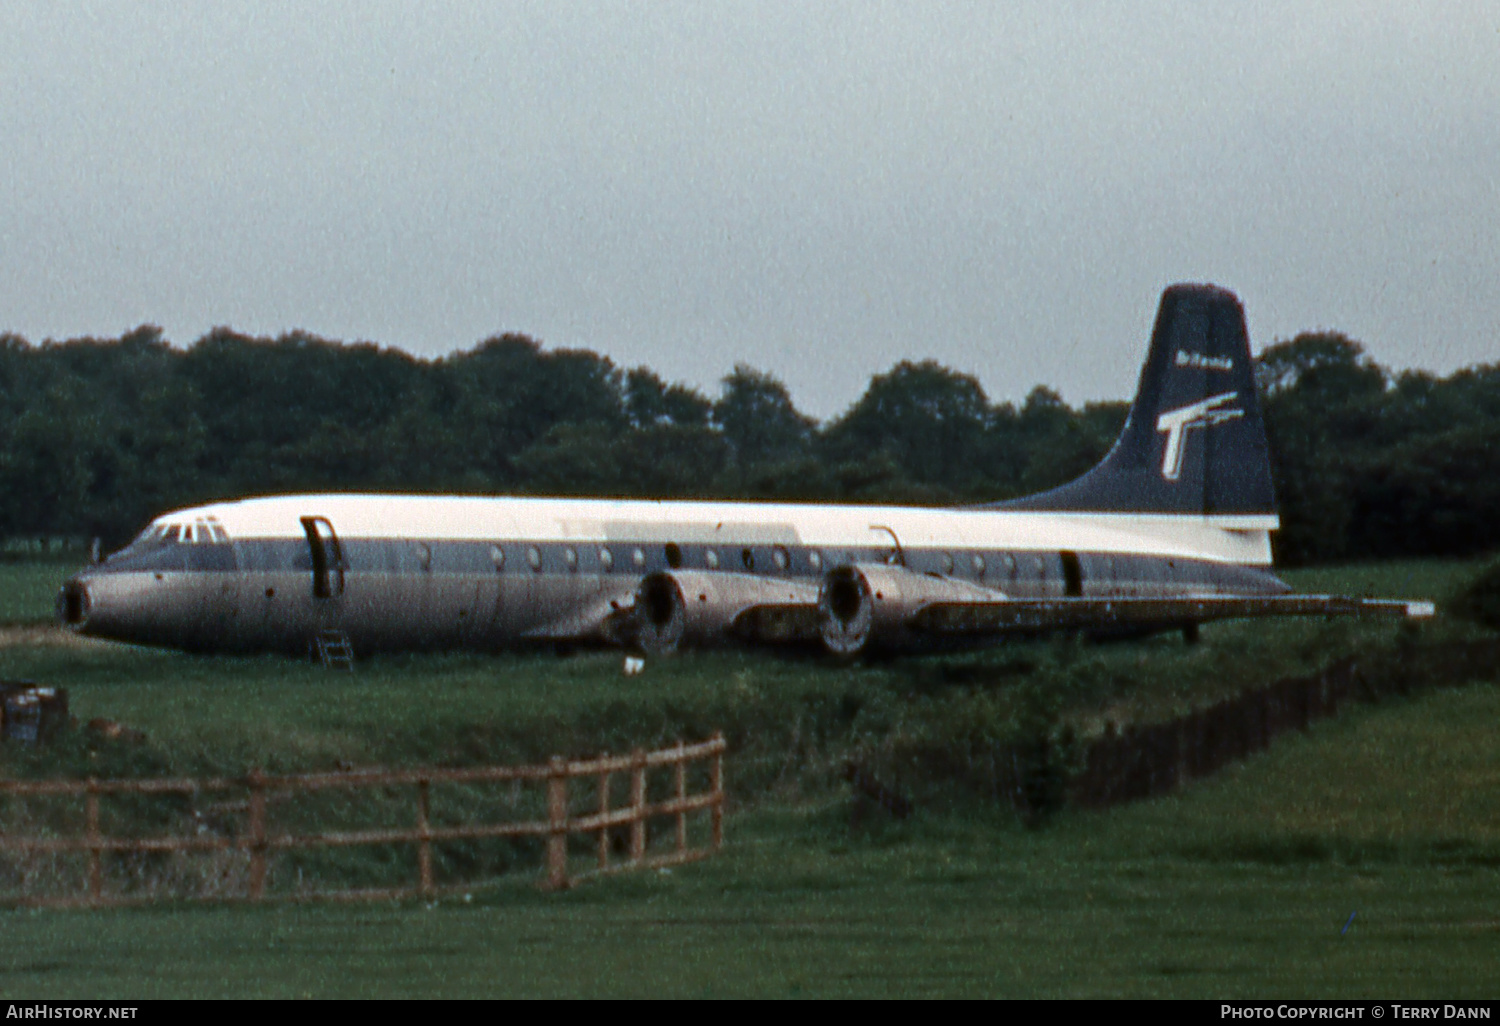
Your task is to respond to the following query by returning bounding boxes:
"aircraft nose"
[57,577,91,628]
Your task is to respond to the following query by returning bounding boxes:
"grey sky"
[2,1,1496,418]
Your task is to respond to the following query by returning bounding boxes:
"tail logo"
[1155,392,1244,480]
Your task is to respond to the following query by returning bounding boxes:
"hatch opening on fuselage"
[300,517,346,599]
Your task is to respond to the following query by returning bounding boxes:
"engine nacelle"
[818,564,1003,656]
[630,571,821,653]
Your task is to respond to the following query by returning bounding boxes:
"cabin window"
[971,553,986,575]
[941,552,955,574]
[527,546,543,571]
[772,546,789,570]
[807,550,822,571]
[490,545,505,571]
[564,547,578,572]
[704,548,719,570]
[632,547,646,568]
[665,543,683,569]
[741,548,755,571]
[599,547,614,570]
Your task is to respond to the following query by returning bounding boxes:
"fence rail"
[0,734,726,906]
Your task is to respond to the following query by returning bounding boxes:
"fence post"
[545,757,569,891]
[247,768,267,901]
[597,756,611,871]
[674,740,688,853]
[417,778,434,898]
[1177,714,1191,790]
[629,749,647,862]
[85,780,102,905]
[710,733,724,850]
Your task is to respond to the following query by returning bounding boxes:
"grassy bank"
[0,559,1483,790]
[0,558,1493,996]
[0,678,1497,997]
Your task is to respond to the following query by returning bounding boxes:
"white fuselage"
[61,493,1284,655]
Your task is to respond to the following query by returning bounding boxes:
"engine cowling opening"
[818,563,1013,656]
[632,572,686,653]
[819,566,875,656]
[57,580,90,627]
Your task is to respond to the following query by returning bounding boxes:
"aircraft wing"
[521,584,642,644]
[814,563,1435,655]
[527,558,1434,656]
[908,594,1435,637]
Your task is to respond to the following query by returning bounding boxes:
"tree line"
[0,325,1495,565]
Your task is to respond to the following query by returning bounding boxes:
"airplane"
[56,284,1433,659]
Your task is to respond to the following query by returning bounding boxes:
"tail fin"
[995,283,1276,517]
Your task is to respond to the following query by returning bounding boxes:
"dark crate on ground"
[0,682,68,746]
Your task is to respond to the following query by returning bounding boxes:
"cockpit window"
[117,524,178,554]
[112,519,231,561]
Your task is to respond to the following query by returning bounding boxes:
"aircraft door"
[1060,551,1084,597]
[868,525,906,567]
[300,517,346,599]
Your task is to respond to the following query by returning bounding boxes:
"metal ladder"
[312,630,355,671]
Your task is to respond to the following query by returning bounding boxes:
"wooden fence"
[0,734,725,907]
[852,638,1500,821]
[1064,639,1500,810]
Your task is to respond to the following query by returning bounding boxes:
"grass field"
[0,557,1495,996]
[0,680,1497,998]
[0,557,76,625]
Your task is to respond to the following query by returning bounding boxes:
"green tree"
[1255,333,1388,563]
[821,360,992,497]
[712,365,816,467]
[624,368,712,429]
[446,335,627,489]
[516,422,731,497]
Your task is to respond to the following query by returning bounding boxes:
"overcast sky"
[2,2,1495,418]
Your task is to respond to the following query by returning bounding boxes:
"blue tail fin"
[995,284,1276,517]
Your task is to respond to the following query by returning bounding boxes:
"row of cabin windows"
[936,551,1045,578]
[130,535,1182,585]
[480,543,816,574]
[142,532,1058,580]
[443,541,1050,578]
